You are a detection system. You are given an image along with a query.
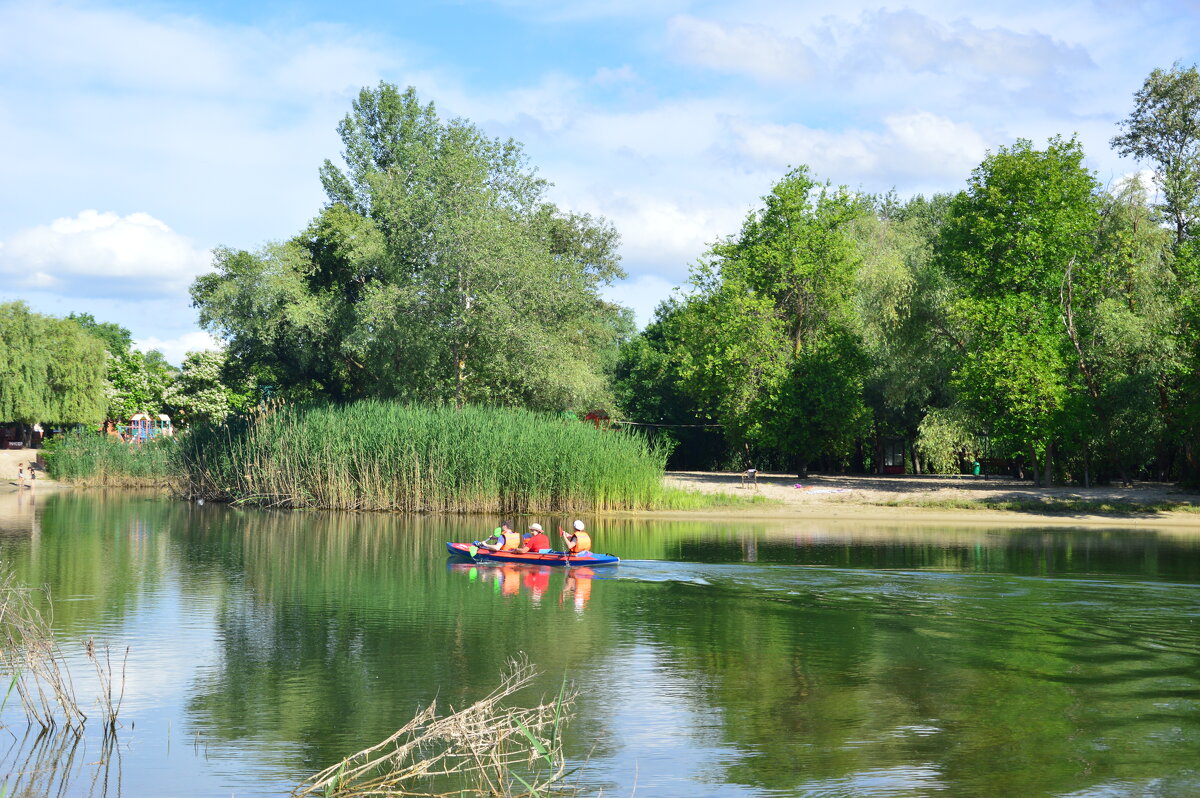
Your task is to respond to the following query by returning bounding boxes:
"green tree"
[1113,64,1200,481]
[1112,62,1200,245]
[668,167,871,471]
[106,349,175,422]
[854,194,959,473]
[163,349,251,426]
[937,137,1101,484]
[0,302,108,439]
[66,312,134,356]
[194,84,627,412]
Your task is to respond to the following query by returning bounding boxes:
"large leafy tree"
[937,137,1101,484]
[194,84,628,412]
[67,313,176,420]
[163,349,252,426]
[1112,62,1200,246]
[663,167,870,470]
[1112,63,1200,480]
[0,302,108,437]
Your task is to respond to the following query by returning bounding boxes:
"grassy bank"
[179,401,680,513]
[42,432,176,487]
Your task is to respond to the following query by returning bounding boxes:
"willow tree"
[194,84,627,412]
[0,302,107,440]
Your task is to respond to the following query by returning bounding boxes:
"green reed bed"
[178,402,670,513]
[41,431,176,487]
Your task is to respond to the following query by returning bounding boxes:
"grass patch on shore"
[179,401,672,514]
[652,487,782,510]
[41,431,176,487]
[878,496,1200,515]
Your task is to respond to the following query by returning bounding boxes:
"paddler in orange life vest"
[560,519,592,555]
[479,520,521,552]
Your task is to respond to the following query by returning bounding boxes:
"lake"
[1,490,1198,797]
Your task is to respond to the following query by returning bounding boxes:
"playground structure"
[114,413,173,443]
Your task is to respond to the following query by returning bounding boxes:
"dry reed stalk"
[294,657,579,798]
[84,639,129,732]
[0,573,86,733]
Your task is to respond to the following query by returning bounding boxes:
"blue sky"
[1,0,1196,363]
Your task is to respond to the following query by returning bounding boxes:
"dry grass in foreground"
[0,570,128,736]
[294,657,579,798]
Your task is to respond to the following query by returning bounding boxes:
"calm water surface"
[1,490,1198,797]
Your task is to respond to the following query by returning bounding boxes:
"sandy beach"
[0,447,60,491]
[661,470,1200,529]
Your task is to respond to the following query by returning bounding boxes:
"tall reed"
[42,431,176,487]
[178,401,669,513]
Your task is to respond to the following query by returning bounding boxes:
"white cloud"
[666,14,814,82]
[134,331,224,367]
[842,8,1093,79]
[0,211,212,297]
[729,112,988,186]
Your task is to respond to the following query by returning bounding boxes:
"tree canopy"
[193,83,629,412]
[0,302,108,427]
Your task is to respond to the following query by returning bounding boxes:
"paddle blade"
[469,544,479,557]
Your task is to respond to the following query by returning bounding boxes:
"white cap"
[572,520,585,531]
[529,523,543,532]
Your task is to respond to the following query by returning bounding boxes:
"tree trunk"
[1028,444,1041,487]
[1042,440,1054,487]
[1083,443,1091,489]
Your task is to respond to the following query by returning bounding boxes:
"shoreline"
[648,470,1200,530]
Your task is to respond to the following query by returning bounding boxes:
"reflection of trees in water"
[0,728,121,798]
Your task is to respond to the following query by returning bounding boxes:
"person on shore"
[560,520,592,554]
[17,463,25,489]
[479,520,520,552]
[28,462,36,490]
[516,523,551,553]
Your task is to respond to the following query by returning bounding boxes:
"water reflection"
[446,561,596,611]
[0,728,121,798]
[0,492,1197,797]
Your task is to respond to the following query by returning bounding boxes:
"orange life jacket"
[567,531,592,554]
[501,530,521,551]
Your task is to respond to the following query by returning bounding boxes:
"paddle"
[559,526,571,566]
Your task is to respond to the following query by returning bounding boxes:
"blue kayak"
[446,542,619,566]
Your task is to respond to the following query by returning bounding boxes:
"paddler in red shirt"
[516,523,551,553]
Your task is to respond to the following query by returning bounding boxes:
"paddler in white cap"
[559,519,592,555]
[516,523,551,553]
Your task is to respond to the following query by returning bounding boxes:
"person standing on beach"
[17,463,24,489]
[28,462,36,490]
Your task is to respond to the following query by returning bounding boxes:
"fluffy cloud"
[0,211,212,297]
[842,8,1093,80]
[666,15,814,82]
[728,112,988,186]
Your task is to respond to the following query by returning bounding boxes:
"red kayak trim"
[446,542,619,566]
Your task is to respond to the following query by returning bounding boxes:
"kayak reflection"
[445,560,598,610]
